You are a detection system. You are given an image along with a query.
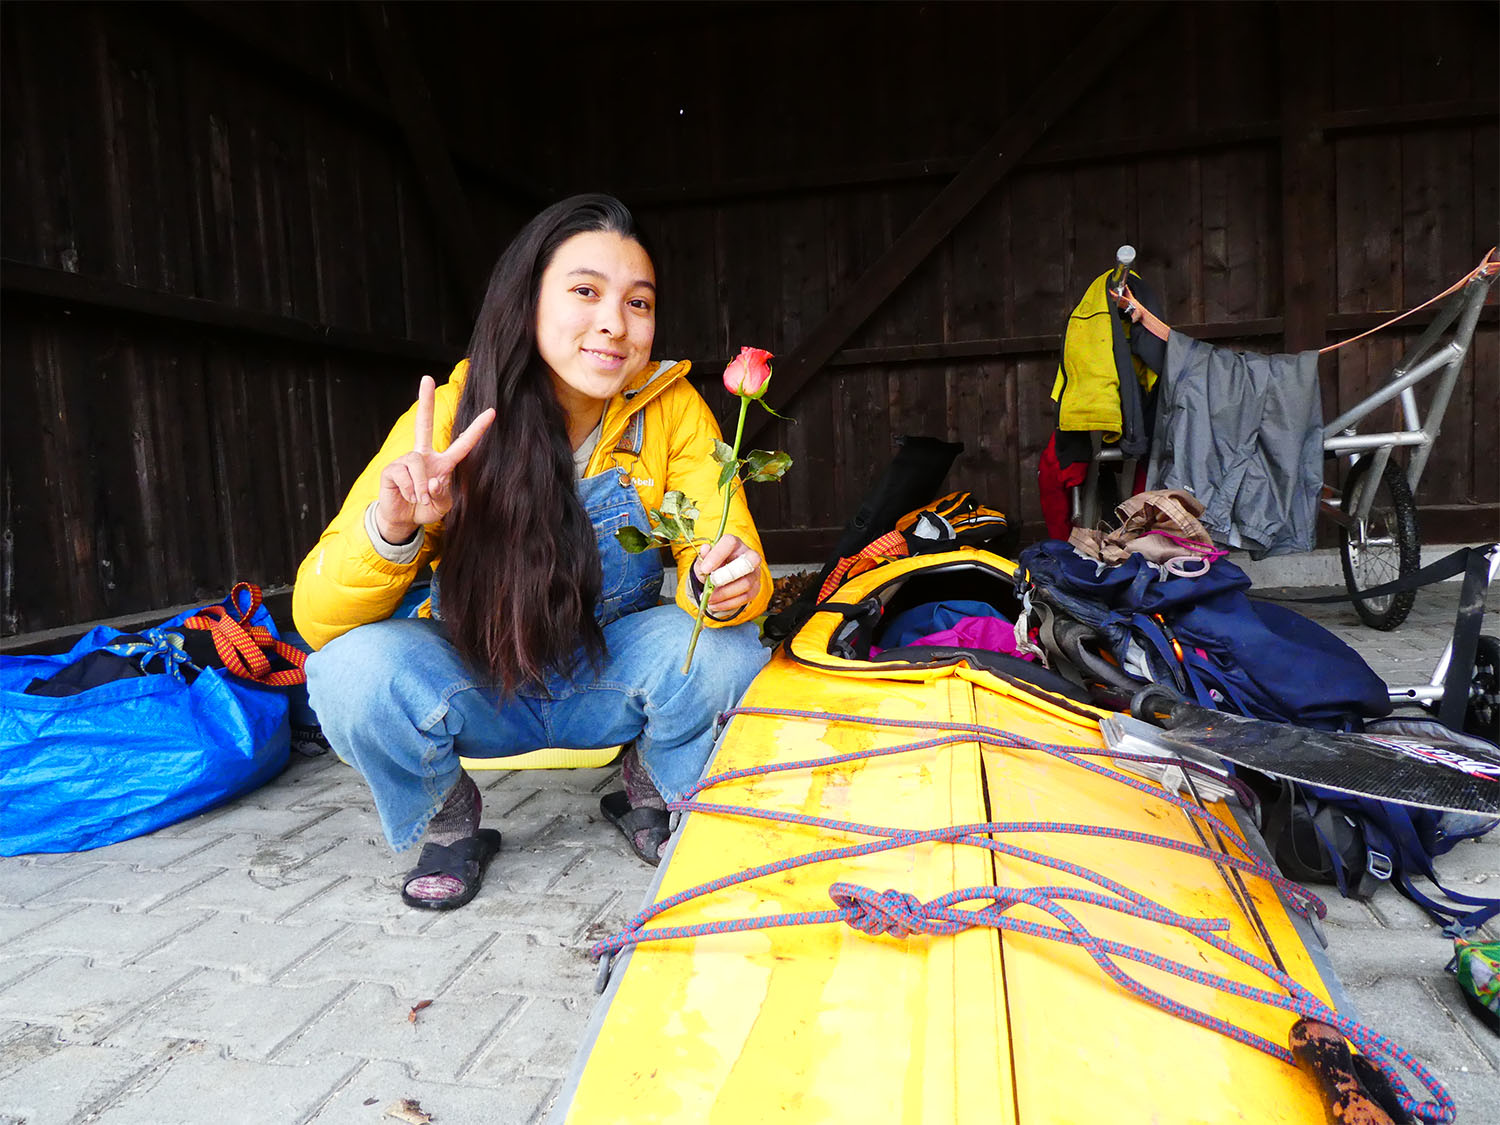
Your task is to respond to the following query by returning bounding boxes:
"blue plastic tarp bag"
[0,584,295,855]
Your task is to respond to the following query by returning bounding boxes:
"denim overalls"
[305,409,768,852]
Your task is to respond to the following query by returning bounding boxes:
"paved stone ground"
[1,581,1496,1124]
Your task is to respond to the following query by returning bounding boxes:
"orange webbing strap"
[816,530,908,602]
[181,582,308,687]
[1318,247,1500,355]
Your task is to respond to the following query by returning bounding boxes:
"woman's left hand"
[693,535,763,618]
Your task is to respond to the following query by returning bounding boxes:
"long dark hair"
[442,194,651,692]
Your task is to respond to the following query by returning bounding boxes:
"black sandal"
[600,791,670,866]
[399,828,502,910]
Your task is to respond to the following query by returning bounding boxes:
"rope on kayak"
[703,706,1280,902]
[592,705,1456,1123]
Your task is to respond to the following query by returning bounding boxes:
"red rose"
[722,346,774,399]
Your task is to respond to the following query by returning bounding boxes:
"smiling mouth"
[584,348,625,361]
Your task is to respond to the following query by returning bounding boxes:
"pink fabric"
[871,616,1036,661]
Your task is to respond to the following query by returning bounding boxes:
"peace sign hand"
[374,376,496,544]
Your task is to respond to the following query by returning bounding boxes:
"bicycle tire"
[1465,634,1500,746]
[1339,457,1419,630]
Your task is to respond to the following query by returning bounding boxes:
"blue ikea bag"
[0,587,293,855]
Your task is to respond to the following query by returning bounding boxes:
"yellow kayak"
[556,550,1452,1124]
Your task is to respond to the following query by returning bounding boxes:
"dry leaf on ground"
[407,999,433,1024]
[384,1098,433,1124]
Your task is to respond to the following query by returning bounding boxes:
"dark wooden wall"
[3,0,1496,636]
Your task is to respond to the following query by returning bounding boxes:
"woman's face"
[535,230,656,424]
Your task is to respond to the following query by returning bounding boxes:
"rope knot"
[830,883,928,937]
[103,627,197,683]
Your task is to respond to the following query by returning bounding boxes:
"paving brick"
[1322,924,1455,986]
[465,995,593,1083]
[151,868,349,923]
[459,891,622,944]
[443,934,598,1004]
[275,982,519,1082]
[227,757,343,811]
[305,1058,558,1125]
[26,865,222,913]
[0,1040,161,1125]
[1367,886,1453,931]
[1429,835,1500,884]
[135,914,346,984]
[89,1044,359,1124]
[0,860,104,906]
[1309,889,1381,929]
[1431,1066,1500,1125]
[173,805,341,840]
[0,904,74,948]
[0,905,211,967]
[0,958,196,1043]
[275,922,497,997]
[271,836,405,884]
[105,976,350,1061]
[279,876,444,935]
[1344,977,1494,1074]
[22,834,225,872]
[286,806,388,843]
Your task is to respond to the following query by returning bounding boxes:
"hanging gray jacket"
[1144,332,1323,559]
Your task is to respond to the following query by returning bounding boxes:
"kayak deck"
[559,653,1344,1123]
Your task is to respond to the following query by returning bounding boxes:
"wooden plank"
[1,261,458,366]
[359,3,486,308]
[1277,2,1336,433]
[1402,132,1475,507]
[1136,154,1204,322]
[743,1,1166,446]
[175,0,545,208]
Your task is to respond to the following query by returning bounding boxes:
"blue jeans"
[304,457,768,852]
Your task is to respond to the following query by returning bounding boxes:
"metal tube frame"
[1068,257,1496,540]
[1385,544,1500,707]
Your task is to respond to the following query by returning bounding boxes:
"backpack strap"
[1362,803,1500,933]
[816,530,908,601]
[181,583,307,687]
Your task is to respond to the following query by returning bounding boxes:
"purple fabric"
[872,616,1036,661]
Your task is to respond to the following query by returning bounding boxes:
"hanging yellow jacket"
[1049,271,1160,454]
[292,358,772,650]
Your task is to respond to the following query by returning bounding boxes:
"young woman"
[293,194,771,910]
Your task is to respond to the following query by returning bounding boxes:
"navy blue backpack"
[1017,540,1391,729]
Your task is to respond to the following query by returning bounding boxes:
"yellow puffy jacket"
[292,358,773,650]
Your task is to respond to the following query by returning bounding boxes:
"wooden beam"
[361,3,489,308]
[810,306,1496,371]
[1,259,461,367]
[743,1,1166,445]
[1277,4,1335,354]
[1317,98,1500,137]
[628,122,1278,210]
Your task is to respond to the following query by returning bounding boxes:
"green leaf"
[679,514,696,540]
[745,449,793,482]
[659,490,684,518]
[754,398,793,421]
[717,460,738,492]
[682,501,701,521]
[711,439,736,465]
[657,514,685,542]
[615,525,654,553]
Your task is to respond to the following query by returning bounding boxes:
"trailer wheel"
[1466,635,1500,746]
[1339,457,1419,630]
